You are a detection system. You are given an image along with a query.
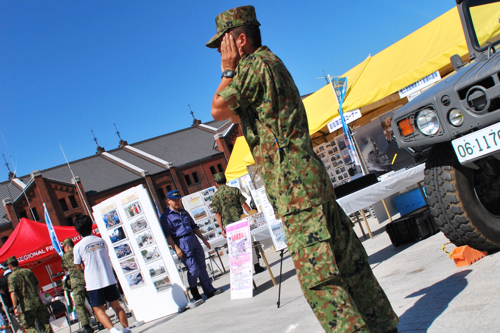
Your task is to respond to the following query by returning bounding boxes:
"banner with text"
[226,219,253,300]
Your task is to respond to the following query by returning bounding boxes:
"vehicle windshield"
[467,0,500,51]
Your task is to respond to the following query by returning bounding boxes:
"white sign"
[327,109,361,133]
[226,219,253,299]
[399,71,441,98]
[92,185,187,323]
[256,188,288,251]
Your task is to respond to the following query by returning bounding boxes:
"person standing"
[211,172,265,273]
[160,190,223,301]
[208,6,399,332]
[61,238,94,333]
[7,256,53,333]
[73,215,130,333]
[0,263,13,310]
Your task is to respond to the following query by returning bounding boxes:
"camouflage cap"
[62,238,74,247]
[213,172,226,183]
[206,5,261,49]
[6,256,18,266]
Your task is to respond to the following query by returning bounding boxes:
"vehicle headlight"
[448,108,464,127]
[416,108,440,136]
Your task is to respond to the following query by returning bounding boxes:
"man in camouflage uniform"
[211,172,265,273]
[209,6,399,333]
[7,256,53,333]
[61,238,94,333]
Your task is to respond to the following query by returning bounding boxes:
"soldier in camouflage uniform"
[7,256,53,333]
[61,238,94,333]
[211,172,250,232]
[209,6,399,332]
[211,172,265,273]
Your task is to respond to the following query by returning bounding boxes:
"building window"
[228,143,234,152]
[166,185,172,192]
[59,198,69,212]
[19,210,27,219]
[66,217,73,225]
[192,172,199,183]
[31,208,39,221]
[184,175,192,186]
[210,166,216,175]
[1,236,8,244]
[217,164,224,172]
[158,188,166,199]
[69,195,78,208]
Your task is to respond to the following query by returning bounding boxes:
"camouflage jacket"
[61,248,85,290]
[211,184,246,226]
[8,267,44,312]
[219,46,334,218]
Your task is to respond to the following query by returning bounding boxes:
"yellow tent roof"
[304,5,500,131]
[225,136,255,181]
[225,5,500,181]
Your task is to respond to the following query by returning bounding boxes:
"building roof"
[0,120,230,227]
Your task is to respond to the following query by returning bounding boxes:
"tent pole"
[45,265,58,295]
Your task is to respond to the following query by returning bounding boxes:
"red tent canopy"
[0,218,100,269]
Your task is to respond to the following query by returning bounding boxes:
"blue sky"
[0,1,455,181]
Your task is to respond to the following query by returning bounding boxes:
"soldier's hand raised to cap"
[220,33,240,71]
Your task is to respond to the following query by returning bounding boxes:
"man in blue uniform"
[160,190,223,301]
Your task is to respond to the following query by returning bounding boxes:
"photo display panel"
[93,185,187,323]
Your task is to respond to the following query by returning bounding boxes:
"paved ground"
[60,213,500,333]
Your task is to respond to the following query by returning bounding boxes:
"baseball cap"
[167,190,183,200]
[206,5,261,49]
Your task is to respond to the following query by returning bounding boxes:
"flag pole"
[59,143,94,219]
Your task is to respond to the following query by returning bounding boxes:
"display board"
[226,219,253,299]
[182,186,222,241]
[92,185,187,322]
[314,136,357,188]
[256,188,287,251]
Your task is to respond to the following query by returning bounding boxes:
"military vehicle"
[391,0,500,251]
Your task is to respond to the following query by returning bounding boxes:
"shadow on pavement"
[368,242,415,265]
[398,270,471,332]
[253,268,297,297]
[358,225,387,242]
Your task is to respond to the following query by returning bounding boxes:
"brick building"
[0,120,242,247]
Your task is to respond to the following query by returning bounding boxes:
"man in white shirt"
[73,215,131,333]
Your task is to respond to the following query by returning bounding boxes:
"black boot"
[82,325,95,333]
[190,287,203,301]
[254,263,266,274]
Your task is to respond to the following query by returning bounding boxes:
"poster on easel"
[226,219,253,299]
[92,185,187,323]
[257,188,288,251]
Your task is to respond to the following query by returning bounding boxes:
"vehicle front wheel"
[424,142,500,251]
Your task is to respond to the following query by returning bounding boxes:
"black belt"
[176,232,193,239]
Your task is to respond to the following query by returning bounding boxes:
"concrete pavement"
[60,213,500,332]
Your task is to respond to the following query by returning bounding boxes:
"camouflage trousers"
[73,287,91,326]
[282,200,399,333]
[21,304,53,333]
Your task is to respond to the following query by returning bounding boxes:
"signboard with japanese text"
[226,219,253,299]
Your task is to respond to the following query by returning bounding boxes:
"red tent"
[0,218,100,290]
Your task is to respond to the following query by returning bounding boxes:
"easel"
[276,248,288,308]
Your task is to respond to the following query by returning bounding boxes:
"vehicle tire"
[424,142,500,251]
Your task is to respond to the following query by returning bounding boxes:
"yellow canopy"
[303,5,500,130]
[225,136,255,181]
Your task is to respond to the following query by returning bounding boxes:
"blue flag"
[44,203,64,257]
[331,77,357,161]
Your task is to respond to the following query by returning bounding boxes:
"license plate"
[452,122,500,163]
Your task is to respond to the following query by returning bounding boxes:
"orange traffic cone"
[442,242,487,267]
